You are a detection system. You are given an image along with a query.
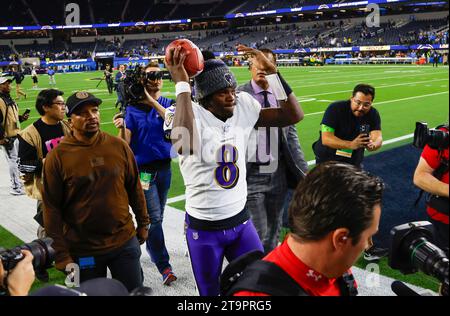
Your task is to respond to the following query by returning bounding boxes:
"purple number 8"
[214,144,239,189]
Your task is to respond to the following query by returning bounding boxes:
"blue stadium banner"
[226,0,412,19]
[0,19,191,32]
[0,60,22,67]
[41,59,97,72]
[215,43,448,56]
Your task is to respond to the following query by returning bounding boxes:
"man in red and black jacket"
[228,162,384,296]
[414,125,449,253]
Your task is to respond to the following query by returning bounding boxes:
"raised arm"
[414,157,449,198]
[165,47,196,155]
[236,45,303,128]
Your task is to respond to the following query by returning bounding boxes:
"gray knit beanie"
[194,59,237,101]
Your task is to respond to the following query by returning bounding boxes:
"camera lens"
[21,237,55,271]
[409,237,449,284]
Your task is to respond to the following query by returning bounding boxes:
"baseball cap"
[65,91,102,117]
[0,76,13,85]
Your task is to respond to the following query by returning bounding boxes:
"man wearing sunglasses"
[17,89,71,237]
[113,61,177,286]
[313,84,382,168]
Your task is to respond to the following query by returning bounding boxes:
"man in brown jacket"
[42,91,150,292]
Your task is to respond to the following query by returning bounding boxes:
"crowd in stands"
[1,14,448,63]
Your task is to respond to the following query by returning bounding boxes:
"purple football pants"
[185,218,263,296]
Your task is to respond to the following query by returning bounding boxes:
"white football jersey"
[179,91,261,221]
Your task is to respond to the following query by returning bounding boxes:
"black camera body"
[123,66,165,105]
[0,238,55,282]
[123,65,147,105]
[389,221,448,296]
[413,122,449,150]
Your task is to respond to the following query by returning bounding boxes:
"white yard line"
[304,91,449,117]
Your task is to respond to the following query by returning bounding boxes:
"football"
[165,39,204,78]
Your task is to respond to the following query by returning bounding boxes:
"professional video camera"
[413,122,449,150]
[123,65,164,105]
[389,221,448,296]
[0,237,55,282]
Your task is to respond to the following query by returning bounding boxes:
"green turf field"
[4,64,449,293]
[15,64,449,208]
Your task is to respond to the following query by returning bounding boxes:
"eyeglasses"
[145,71,163,81]
[53,102,66,107]
[352,98,372,108]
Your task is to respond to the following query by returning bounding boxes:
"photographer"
[0,250,35,296]
[115,64,126,108]
[104,64,114,95]
[112,62,177,286]
[312,84,385,261]
[312,84,382,168]
[413,124,449,253]
[0,76,29,196]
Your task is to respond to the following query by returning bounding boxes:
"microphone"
[391,281,420,296]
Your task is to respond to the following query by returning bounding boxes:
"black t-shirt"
[18,119,65,173]
[313,100,381,166]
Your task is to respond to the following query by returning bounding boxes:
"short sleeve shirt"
[314,100,381,166]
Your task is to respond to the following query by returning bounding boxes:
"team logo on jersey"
[165,112,174,127]
[306,269,322,282]
[192,232,199,240]
[222,124,230,134]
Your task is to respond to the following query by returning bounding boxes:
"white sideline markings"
[97,89,449,125]
[304,91,449,117]
[300,78,448,98]
[291,72,448,88]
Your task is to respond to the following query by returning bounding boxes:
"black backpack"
[220,250,358,296]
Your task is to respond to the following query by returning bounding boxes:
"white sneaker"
[10,188,25,196]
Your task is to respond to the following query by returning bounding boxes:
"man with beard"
[42,91,150,292]
[313,84,382,168]
[113,61,177,286]
[312,83,385,261]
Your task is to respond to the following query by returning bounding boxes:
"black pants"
[106,77,114,94]
[430,217,449,256]
[74,236,143,292]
